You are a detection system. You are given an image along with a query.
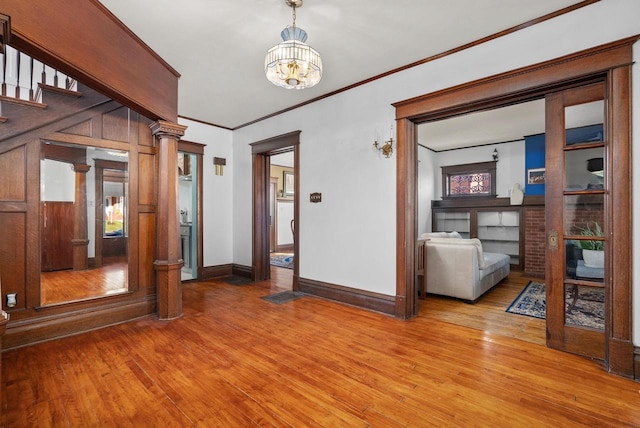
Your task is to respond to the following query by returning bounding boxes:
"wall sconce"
[373,137,394,158]
[373,125,395,158]
[492,148,499,162]
[213,157,226,176]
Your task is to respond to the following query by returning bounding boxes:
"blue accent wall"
[524,124,603,196]
[524,133,545,195]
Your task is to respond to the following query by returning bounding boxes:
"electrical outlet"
[6,293,16,308]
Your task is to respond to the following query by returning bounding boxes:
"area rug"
[506,281,604,330]
[270,253,294,270]
[261,290,305,304]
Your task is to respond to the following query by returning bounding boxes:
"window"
[442,161,497,198]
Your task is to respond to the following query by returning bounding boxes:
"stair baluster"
[29,57,34,102]
[2,49,6,96]
[14,49,19,99]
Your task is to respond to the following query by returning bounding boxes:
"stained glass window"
[442,161,497,198]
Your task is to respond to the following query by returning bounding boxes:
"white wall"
[228,0,640,340]
[179,118,233,267]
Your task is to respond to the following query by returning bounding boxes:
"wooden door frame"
[393,37,636,377]
[178,140,205,280]
[251,131,300,286]
[269,177,279,253]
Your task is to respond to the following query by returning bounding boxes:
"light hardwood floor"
[2,268,639,427]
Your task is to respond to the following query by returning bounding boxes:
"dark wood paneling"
[102,237,126,257]
[138,213,155,289]
[138,153,155,206]
[298,277,396,316]
[3,0,179,122]
[102,106,131,142]
[0,145,26,201]
[0,212,26,311]
[2,296,155,350]
[137,115,155,147]
[60,119,93,137]
[40,202,74,271]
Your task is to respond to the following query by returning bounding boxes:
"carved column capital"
[149,120,187,139]
[71,163,91,174]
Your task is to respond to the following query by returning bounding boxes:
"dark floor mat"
[224,276,253,286]
[261,291,306,304]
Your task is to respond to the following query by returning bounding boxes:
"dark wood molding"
[178,140,205,155]
[178,115,233,132]
[298,277,396,316]
[251,131,300,285]
[394,36,635,377]
[432,195,545,208]
[393,36,637,121]
[250,131,301,154]
[234,1,600,130]
[3,295,155,350]
[199,264,234,280]
[232,264,253,279]
[276,244,294,253]
[607,64,634,377]
[395,117,417,319]
[634,346,640,381]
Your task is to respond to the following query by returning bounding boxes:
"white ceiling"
[99,0,585,132]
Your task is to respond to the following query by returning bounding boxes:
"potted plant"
[578,222,604,268]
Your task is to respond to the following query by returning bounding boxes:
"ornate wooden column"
[150,120,187,320]
[71,163,91,271]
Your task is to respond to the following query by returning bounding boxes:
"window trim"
[441,161,497,198]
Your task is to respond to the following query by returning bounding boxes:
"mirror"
[40,142,129,305]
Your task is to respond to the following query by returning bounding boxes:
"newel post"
[150,120,187,320]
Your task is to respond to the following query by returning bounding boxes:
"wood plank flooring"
[40,257,128,305]
[2,268,639,427]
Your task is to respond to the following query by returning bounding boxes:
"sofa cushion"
[425,237,485,268]
[421,232,449,239]
[421,231,463,239]
[468,238,485,269]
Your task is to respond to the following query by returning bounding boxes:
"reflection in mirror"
[40,142,129,305]
[564,100,604,146]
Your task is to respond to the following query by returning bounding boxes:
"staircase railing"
[1,45,77,105]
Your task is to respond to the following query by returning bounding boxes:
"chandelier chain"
[292,4,297,29]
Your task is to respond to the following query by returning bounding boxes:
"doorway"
[394,38,634,376]
[177,141,204,282]
[251,131,300,287]
[269,152,295,270]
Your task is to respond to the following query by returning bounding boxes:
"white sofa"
[418,232,510,302]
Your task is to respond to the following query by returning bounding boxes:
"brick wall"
[524,207,545,277]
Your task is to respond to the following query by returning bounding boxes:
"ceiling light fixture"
[265,0,322,89]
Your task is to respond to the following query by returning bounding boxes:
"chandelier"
[265,0,322,89]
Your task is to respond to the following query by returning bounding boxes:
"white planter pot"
[582,249,604,268]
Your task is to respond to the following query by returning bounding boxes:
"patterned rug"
[506,281,604,330]
[270,253,294,269]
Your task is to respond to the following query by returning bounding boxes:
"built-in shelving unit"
[432,197,524,270]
